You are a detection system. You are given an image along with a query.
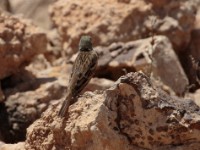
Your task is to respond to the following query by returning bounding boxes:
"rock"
[192,89,200,107]
[151,36,189,95]
[0,11,47,80]
[0,61,69,143]
[180,2,200,88]
[96,36,188,95]
[0,142,25,150]
[45,29,62,64]
[95,41,137,80]
[9,0,55,29]
[0,59,112,143]
[0,0,10,12]
[0,72,65,143]
[0,141,5,147]
[84,78,114,92]
[50,0,196,56]
[24,72,200,150]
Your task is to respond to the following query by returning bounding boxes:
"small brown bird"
[58,35,98,117]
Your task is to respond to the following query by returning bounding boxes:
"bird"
[58,35,98,117]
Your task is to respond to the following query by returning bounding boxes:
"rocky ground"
[0,0,200,150]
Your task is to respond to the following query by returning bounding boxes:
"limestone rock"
[45,29,62,64]
[0,60,112,143]
[193,89,200,107]
[0,142,24,150]
[50,0,196,56]
[0,0,10,12]
[9,0,55,29]
[0,11,47,80]
[0,59,72,143]
[24,72,200,150]
[96,36,188,95]
[84,78,114,92]
[151,36,189,95]
[181,2,200,88]
[95,42,136,80]
[0,70,66,143]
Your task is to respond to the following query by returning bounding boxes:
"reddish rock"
[50,0,196,56]
[0,142,24,150]
[181,2,200,88]
[0,59,112,143]
[95,36,188,95]
[0,0,10,12]
[9,0,55,29]
[0,11,47,80]
[23,72,200,150]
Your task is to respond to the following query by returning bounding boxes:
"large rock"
[150,36,189,95]
[0,142,24,150]
[9,0,55,29]
[50,0,196,56]
[181,2,200,88]
[0,57,72,143]
[0,68,66,143]
[0,11,47,79]
[0,0,10,12]
[95,36,188,95]
[23,72,200,150]
[0,58,112,143]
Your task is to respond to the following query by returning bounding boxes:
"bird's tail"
[58,94,73,117]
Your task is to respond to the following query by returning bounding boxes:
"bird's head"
[79,35,93,51]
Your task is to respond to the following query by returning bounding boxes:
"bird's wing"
[69,51,98,97]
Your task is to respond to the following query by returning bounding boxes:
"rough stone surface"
[193,89,200,107]
[0,59,112,143]
[0,11,47,80]
[22,72,200,150]
[1,0,200,149]
[96,36,188,95]
[0,68,66,143]
[50,0,196,56]
[0,142,24,150]
[0,58,72,143]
